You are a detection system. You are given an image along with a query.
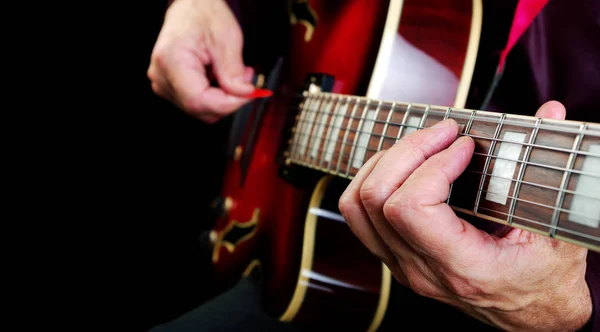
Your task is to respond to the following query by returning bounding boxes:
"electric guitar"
[205,0,600,330]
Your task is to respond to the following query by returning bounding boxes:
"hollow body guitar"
[208,0,600,330]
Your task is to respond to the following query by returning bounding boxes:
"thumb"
[209,33,255,96]
[535,100,566,120]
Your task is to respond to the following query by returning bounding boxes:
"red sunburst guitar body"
[208,0,485,330]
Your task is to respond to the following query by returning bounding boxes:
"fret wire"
[336,96,360,175]
[465,110,476,134]
[478,187,599,224]
[290,123,600,179]
[292,133,600,208]
[465,168,600,202]
[325,95,348,173]
[292,156,599,245]
[319,95,340,169]
[292,129,600,202]
[444,107,452,120]
[474,113,506,215]
[296,106,600,159]
[418,105,430,130]
[462,132,600,159]
[550,123,588,238]
[471,153,599,178]
[396,103,412,142]
[310,92,600,137]
[292,155,599,245]
[291,94,316,160]
[464,111,477,211]
[444,107,453,204]
[472,206,599,243]
[508,118,541,224]
[346,99,371,177]
[378,102,396,151]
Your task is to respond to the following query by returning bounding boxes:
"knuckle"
[146,65,155,81]
[401,135,440,165]
[406,146,426,166]
[338,190,355,218]
[404,268,437,298]
[359,178,386,207]
[151,50,168,69]
[382,192,417,222]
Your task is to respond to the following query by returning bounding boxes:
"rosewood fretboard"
[288,92,600,253]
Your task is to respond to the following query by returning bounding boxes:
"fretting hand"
[339,101,592,331]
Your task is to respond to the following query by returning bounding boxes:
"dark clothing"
[488,0,600,123]
[486,0,600,330]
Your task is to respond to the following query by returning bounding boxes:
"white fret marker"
[486,132,527,205]
[309,100,333,159]
[568,145,600,228]
[403,116,421,136]
[324,103,347,162]
[352,110,377,169]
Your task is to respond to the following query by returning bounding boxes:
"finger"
[148,63,177,103]
[535,100,566,120]
[166,57,251,120]
[360,119,460,211]
[209,23,255,96]
[339,151,399,270]
[493,101,568,238]
[243,66,255,83]
[384,135,495,264]
[358,120,460,256]
[500,100,583,254]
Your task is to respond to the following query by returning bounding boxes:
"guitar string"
[306,91,600,137]
[292,155,600,243]
[293,156,600,243]
[291,134,600,218]
[289,122,600,207]
[465,168,598,201]
[476,187,599,225]
[259,94,599,243]
[306,92,600,137]
[473,205,599,242]
[262,95,600,244]
[294,103,600,159]
[290,117,600,179]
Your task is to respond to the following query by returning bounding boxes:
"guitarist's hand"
[339,101,592,331]
[147,0,255,123]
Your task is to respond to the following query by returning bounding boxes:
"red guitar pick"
[247,88,273,99]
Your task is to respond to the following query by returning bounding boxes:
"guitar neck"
[287,91,600,253]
